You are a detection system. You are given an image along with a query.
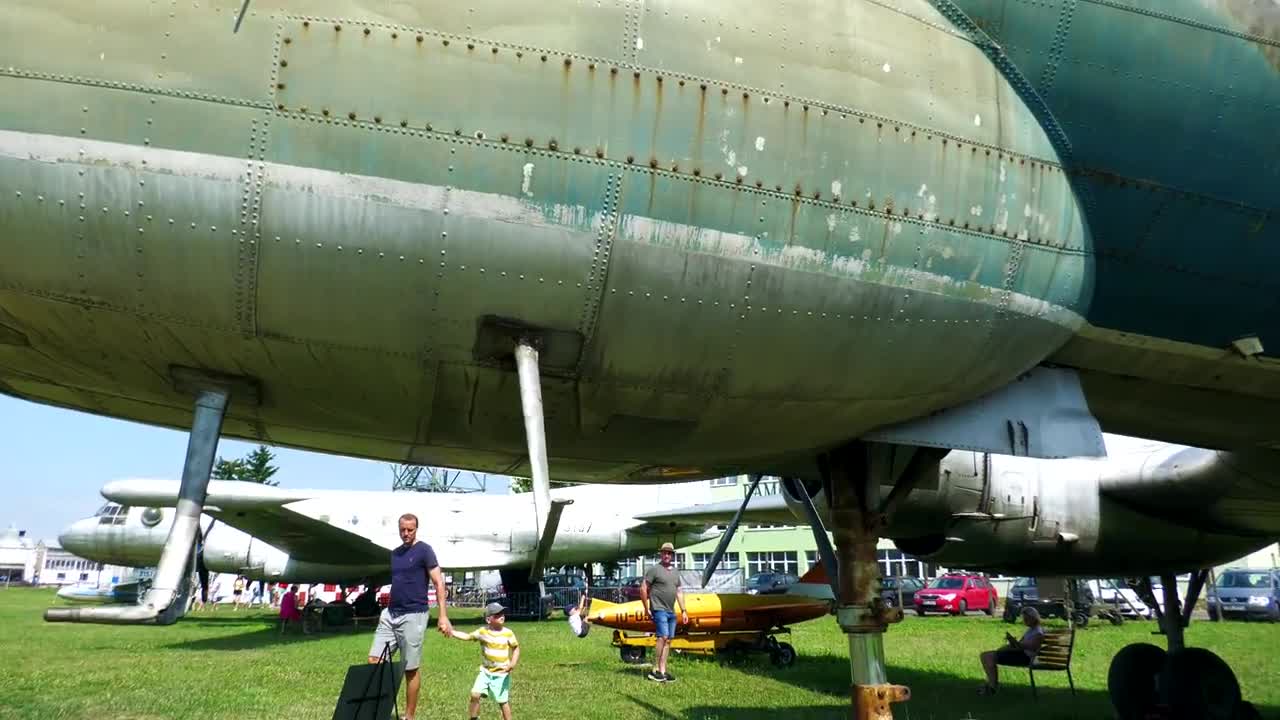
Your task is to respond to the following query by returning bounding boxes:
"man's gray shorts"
[368,609,427,671]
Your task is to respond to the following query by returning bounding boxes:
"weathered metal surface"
[827,443,899,712]
[865,366,1105,458]
[944,0,1280,389]
[1,0,1093,479]
[853,684,911,720]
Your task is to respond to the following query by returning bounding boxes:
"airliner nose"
[58,518,98,557]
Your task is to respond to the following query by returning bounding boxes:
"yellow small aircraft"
[585,566,833,667]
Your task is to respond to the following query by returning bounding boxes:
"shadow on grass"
[176,614,283,625]
[618,653,1280,720]
[164,623,369,650]
[163,627,366,650]
[168,609,490,651]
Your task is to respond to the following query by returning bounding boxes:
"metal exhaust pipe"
[46,389,228,625]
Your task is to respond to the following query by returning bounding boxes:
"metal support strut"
[46,388,229,624]
[1159,573,1185,654]
[825,444,911,719]
[514,338,571,585]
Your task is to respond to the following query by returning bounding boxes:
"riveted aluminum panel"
[0,1,276,105]
[0,77,263,161]
[633,0,1048,157]
[0,134,242,330]
[262,0,637,63]
[269,10,1079,254]
[261,116,599,358]
[427,363,580,454]
[580,170,755,392]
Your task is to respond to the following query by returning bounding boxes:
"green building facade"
[618,476,937,581]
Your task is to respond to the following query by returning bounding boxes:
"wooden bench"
[1027,627,1076,698]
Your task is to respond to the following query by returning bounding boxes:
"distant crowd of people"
[185,574,383,617]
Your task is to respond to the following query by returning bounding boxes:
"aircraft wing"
[101,479,387,565]
[632,494,797,527]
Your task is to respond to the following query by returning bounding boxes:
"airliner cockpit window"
[96,504,130,525]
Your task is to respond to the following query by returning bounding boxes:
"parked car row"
[533,568,1279,625]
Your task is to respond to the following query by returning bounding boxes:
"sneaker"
[646,670,662,682]
[660,671,675,683]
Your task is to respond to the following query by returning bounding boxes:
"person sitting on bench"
[979,606,1045,695]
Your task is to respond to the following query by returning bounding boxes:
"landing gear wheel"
[1208,606,1220,622]
[984,601,994,616]
[954,599,967,616]
[1162,647,1241,720]
[619,645,646,664]
[1073,612,1090,628]
[915,609,925,617]
[770,642,796,667]
[1108,642,1167,720]
[1003,604,1018,623]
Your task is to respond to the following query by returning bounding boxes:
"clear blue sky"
[0,395,509,544]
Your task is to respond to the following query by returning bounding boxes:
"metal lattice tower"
[390,464,487,493]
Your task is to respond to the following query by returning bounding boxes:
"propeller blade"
[783,477,839,596]
[700,474,764,589]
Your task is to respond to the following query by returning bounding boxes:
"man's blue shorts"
[652,609,676,639]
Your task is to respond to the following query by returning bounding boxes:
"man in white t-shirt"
[565,584,592,638]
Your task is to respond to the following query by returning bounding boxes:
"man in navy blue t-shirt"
[368,513,452,720]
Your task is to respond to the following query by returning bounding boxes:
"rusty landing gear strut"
[819,442,941,719]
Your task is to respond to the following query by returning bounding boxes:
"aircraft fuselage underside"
[0,1,1093,480]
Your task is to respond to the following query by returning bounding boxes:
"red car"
[913,573,998,616]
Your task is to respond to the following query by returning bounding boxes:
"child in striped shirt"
[451,601,520,720]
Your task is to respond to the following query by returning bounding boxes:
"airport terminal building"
[0,525,130,587]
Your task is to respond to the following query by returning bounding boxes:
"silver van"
[1207,568,1280,622]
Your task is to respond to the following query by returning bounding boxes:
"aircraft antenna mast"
[390,464,487,493]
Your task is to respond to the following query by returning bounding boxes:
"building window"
[688,552,738,571]
[745,523,796,530]
[877,549,928,579]
[79,573,89,581]
[709,477,738,488]
[688,553,740,571]
[747,551,798,576]
[56,573,66,581]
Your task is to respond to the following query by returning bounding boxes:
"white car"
[1085,579,1153,619]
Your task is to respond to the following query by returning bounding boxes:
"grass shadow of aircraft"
[619,654,1280,720]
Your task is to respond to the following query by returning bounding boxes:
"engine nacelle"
[763,444,1276,577]
[201,525,381,583]
[891,449,1276,576]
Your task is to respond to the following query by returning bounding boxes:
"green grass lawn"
[1,588,1276,719]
